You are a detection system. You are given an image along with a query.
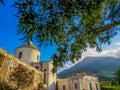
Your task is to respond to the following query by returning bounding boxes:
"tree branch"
[0,0,5,5]
[93,21,120,34]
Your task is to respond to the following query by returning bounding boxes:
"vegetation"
[1,0,120,72]
[101,85,120,90]
[100,67,120,90]
[100,81,120,90]
[9,64,34,90]
[0,78,14,90]
[114,67,120,85]
[0,0,4,5]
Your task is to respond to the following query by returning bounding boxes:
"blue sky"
[0,1,120,64]
[0,1,57,61]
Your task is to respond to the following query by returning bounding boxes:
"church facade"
[0,42,100,90]
[58,73,100,90]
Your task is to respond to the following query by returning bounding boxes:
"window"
[0,54,5,67]
[44,73,46,84]
[89,83,92,90]
[74,83,78,89]
[40,63,43,70]
[95,83,98,90]
[63,85,65,90]
[37,55,39,61]
[36,66,39,69]
[44,69,47,84]
[18,52,22,58]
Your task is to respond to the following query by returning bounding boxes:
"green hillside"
[58,56,120,81]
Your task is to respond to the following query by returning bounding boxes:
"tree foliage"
[0,0,5,5]
[12,0,120,72]
[9,64,34,90]
[114,67,120,85]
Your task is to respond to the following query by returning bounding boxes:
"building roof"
[16,41,39,51]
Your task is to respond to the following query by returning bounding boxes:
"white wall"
[42,62,57,90]
[15,47,40,63]
[58,75,100,90]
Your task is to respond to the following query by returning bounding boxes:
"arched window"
[18,52,22,58]
[44,73,46,84]
[74,83,78,89]
[95,83,98,90]
[63,85,65,90]
[89,83,92,90]
[0,54,5,67]
[44,69,47,84]
[37,55,39,61]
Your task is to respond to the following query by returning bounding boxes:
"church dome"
[15,41,40,63]
[16,41,39,51]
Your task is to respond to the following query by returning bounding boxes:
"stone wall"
[57,78,71,90]
[0,48,43,90]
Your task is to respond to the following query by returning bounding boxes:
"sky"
[0,1,57,61]
[0,1,120,72]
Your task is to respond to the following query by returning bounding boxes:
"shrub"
[101,85,120,90]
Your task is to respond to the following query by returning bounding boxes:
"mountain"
[58,56,120,81]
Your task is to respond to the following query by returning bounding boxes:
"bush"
[101,85,120,90]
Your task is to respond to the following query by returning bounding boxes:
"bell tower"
[41,61,57,90]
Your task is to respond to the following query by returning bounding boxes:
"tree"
[114,67,120,85]
[12,0,120,72]
[0,0,5,5]
[9,64,34,90]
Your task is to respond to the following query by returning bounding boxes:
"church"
[0,42,100,90]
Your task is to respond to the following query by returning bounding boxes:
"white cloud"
[101,48,120,58]
[82,48,99,58]
[58,61,74,73]
[115,42,120,46]
[82,47,120,59]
